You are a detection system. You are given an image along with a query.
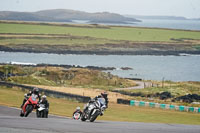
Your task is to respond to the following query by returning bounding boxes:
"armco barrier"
[117,98,200,113]
[0,81,91,103]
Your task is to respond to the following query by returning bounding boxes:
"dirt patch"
[32,85,132,103]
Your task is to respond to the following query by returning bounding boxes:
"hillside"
[0,9,140,23]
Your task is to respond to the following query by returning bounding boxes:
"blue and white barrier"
[118,99,200,113]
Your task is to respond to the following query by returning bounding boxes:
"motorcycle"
[36,103,48,118]
[81,98,107,122]
[20,94,39,117]
[73,112,81,120]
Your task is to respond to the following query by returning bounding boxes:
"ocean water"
[0,52,200,81]
[133,19,200,31]
[78,19,200,31]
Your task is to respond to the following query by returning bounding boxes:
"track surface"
[0,106,200,133]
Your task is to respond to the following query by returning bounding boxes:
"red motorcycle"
[20,94,39,117]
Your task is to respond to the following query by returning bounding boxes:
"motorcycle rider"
[37,95,49,118]
[72,106,82,119]
[91,92,109,108]
[83,92,109,114]
[98,92,109,108]
[21,87,41,108]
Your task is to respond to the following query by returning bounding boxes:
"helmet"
[76,106,80,111]
[33,87,39,95]
[42,95,47,100]
[101,92,108,98]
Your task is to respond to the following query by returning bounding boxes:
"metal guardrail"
[0,81,91,103]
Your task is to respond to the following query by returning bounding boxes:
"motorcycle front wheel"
[89,110,99,122]
[25,105,33,117]
[81,113,87,121]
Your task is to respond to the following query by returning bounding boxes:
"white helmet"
[42,95,47,99]
[76,106,80,110]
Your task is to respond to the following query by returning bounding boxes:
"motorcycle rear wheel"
[81,114,87,121]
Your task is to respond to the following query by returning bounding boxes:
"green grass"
[3,66,136,90]
[0,86,200,125]
[194,45,200,50]
[0,37,117,46]
[1,23,200,42]
[127,81,200,97]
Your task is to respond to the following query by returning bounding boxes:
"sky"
[0,0,200,18]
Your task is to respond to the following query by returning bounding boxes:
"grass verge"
[0,86,200,125]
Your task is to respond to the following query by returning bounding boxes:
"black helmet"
[101,92,108,98]
[33,87,39,95]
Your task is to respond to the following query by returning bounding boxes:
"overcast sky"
[0,0,199,18]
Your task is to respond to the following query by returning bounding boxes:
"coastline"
[1,47,200,56]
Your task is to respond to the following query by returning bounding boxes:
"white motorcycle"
[81,98,107,122]
[36,104,48,118]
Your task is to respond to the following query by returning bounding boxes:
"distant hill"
[125,15,188,20]
[0,9,140,23]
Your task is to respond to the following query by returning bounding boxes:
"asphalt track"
[0,106,200,133]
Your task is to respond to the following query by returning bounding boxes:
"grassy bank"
[0,21,200,55]
[0,65,136,90]
[0,86,200,125]
[116,81,200,107]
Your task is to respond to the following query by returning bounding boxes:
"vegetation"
[1,65,200,106]
[1,22,200,42]
[0,65,136,90]
[116,81,200,107]
[0,86,200,125]
[128,81,200,96]
[0,21,200,55]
